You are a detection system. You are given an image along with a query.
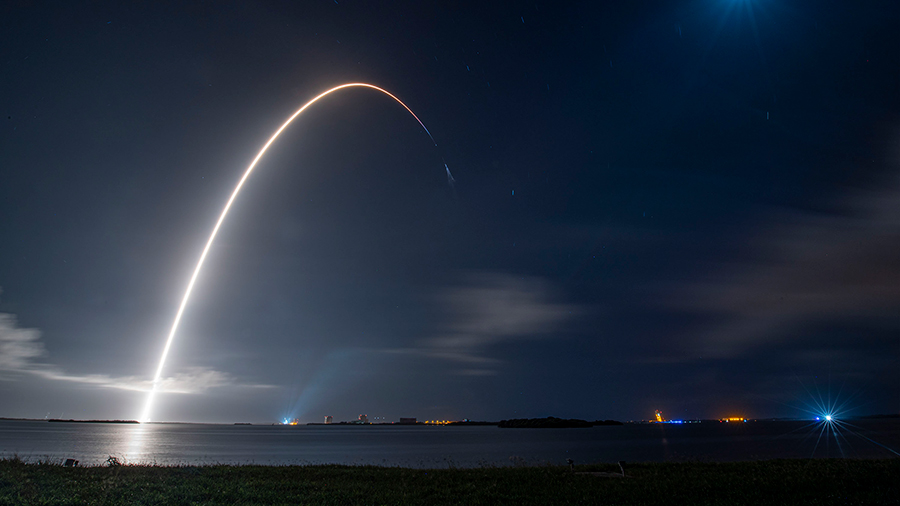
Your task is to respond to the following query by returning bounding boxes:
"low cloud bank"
[0,311,269,393]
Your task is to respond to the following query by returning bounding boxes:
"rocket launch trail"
[140,83,448,423]
[443,158,456,189]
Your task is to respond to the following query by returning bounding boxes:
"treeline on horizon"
[497,417,623,428]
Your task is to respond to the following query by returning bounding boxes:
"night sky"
[1,1,898,424]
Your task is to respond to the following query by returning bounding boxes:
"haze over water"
[2,419,898,468]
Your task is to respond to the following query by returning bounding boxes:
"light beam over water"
[140,83,449,423]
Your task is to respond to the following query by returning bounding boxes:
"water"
[1,419,898,468]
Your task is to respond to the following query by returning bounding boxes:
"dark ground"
[1,457,898,505]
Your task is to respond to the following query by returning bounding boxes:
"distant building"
[399,418,417,425]
[358,414,368,423]
[324,415,333,424]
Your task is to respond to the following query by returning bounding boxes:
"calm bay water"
[1,419,898,468]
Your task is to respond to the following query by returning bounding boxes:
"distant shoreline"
[0,418,140,424]
[1,414,896,425]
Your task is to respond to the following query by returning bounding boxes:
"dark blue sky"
[1,0,897,423]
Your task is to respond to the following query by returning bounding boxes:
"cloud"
[668,173,900,358]
[455,369,499,376]
[0,313,46,371]
[395,272,578,372]
[29,366,254,394]
[0,310,270,393]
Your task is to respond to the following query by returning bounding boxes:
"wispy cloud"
[29,366,252,394]
[0,313,45,371]
[0,311,270,393]
[667,174,900,358]
[395,272,579,373]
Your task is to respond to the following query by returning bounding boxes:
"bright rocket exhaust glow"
[139,83,450,423]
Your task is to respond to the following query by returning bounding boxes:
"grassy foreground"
[1,458,898,505]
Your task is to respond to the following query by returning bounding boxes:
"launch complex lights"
[280,419,454,425]
[652,410,748,423]
[139,84,452,423]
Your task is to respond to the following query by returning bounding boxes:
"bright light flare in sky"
[140,83,448,423]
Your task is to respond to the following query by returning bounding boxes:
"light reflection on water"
[125,423,147,461]
[1,419,898,468]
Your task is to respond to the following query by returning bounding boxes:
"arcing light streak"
[140,83,446,423]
